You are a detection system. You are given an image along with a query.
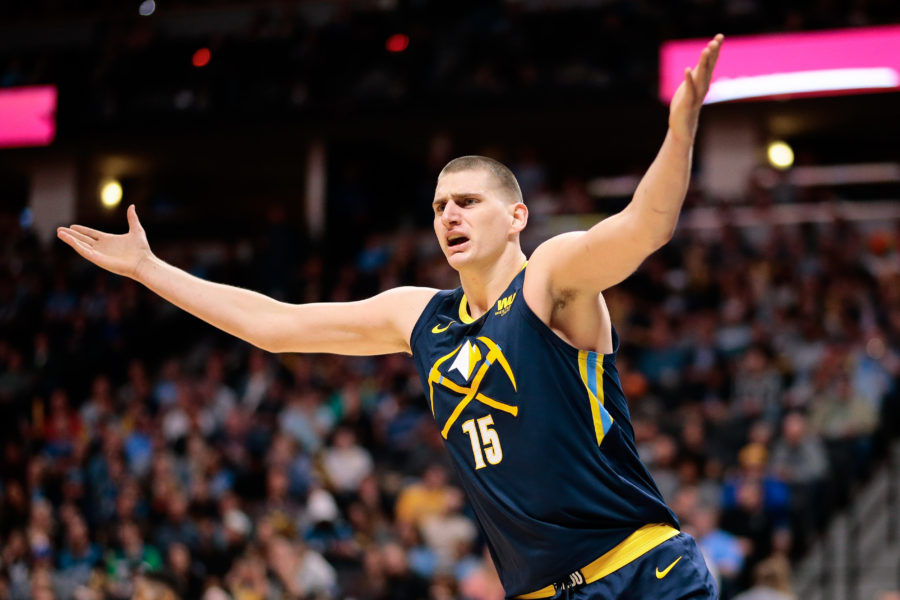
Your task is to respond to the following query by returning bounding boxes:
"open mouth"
[448,236,469,247]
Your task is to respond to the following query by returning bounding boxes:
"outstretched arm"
[527,34,723,296]
[57,206,437,355]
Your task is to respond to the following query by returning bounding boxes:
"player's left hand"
[668,34,723,144]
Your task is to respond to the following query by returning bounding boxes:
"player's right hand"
[57,204,153,280]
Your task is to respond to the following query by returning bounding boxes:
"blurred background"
[1,1,900,599]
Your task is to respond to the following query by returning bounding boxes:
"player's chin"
[445,247,472,269]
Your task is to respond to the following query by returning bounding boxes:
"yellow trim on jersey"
[457,260,528,325]
[515,524,680,599]
[475,392,519,417]
[440,359,492,438]
[427,344,463,415]
[459,295,476,324]
[578,350,610,446]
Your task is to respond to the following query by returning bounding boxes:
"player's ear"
[510,202,528,234]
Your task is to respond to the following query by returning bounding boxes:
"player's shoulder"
[375,286,444,318]
[374,287,445,355]
[523,231,585,309]
[525,231,585,278]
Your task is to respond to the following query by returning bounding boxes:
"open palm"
[57,205,153,279]
[669,34,724,143]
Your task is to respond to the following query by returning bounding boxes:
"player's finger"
[58,230,96,259]
[696,45,718,88]
[707,35,724,69]
[685,67,697,85]
[708,38,722,67]
[70,224,105,240]
[694,47,712,79]
[58,227,95,246]
[126,204,143,233]
[683,67,697,99]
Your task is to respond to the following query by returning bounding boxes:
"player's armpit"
[260,286,439,356]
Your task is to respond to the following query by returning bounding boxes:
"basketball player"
[59,35,724,600]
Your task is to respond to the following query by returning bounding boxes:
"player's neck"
[458,247,527,319]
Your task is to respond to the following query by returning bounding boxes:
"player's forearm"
[135,253,283,351]
[625,128,694,249]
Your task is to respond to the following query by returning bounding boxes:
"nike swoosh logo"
[432,321,456,334]
[655,556,682,579]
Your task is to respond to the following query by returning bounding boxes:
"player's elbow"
[248,312,299,354]
[242,327,281,354]
[624,221,673,256]
[650,225,676,251]
[618,206,675,254]
[252,335,283,355]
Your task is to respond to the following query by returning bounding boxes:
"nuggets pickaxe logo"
[427,336,518,438]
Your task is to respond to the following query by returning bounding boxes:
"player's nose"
[441,202,461,226]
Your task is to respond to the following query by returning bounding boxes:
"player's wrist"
[132,250,156,283]
[664,124,696,150]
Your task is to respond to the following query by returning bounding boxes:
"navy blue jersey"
[409,268,679,597]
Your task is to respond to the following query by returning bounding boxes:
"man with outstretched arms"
[60,35,723,600]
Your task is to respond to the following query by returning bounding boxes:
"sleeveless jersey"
[409,268,678,597]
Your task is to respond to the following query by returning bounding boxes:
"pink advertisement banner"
[0,85,58,149]
[660,26,900,103]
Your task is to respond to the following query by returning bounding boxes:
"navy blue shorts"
[538,533,718,600]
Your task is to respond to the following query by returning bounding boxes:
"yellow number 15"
[461,415,503,469]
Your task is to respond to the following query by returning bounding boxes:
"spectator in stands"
[731,345,783,428]
[688,503,744,599]
[768,411,829,551]
[42,388,82,459]
[57,513,101,590]
[723,443,791,530]
[224,549,276,600]
[809,369,878,483]
[731,556,795,600]
[133,568,182,600]
[395,464,457,528]
[321,425,374,504]
[266,535,336,598]
[418,487,478,574]
[380,541,430,600]
[153,491,200,556]
[104,520,162,599]
[164,542,204,600]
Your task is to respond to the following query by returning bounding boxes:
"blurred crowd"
[1,151,899,600]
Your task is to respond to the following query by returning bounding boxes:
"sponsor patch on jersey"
[495,292,517,316]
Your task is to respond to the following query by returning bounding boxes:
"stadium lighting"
[138,0,156,16]
[767,141,795,170]
[100,180,123,208]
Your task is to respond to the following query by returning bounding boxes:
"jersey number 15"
[461,415,503,469]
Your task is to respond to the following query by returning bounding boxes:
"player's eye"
[463,197,477,206]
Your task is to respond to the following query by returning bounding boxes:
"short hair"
[439,155,523,204]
